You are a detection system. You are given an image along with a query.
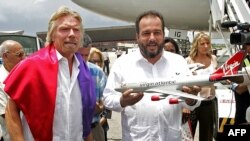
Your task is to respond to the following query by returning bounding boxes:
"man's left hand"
[182,85,201,105]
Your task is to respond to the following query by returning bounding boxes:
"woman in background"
[89,48,104,68]
[164,37,180,54]
[89,47,112,141]
[186,32,217,141]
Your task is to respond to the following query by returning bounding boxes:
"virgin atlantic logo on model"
[222,61,240,75]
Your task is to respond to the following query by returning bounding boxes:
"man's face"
[52,15,82,57]
[136,16,164,58]
[3,42,25,70]
[78,46,91,62]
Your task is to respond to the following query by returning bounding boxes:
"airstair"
[210,0,250,53]
[210,0,250,32]
[225,0,250,23]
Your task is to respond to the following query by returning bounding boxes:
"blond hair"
[189,32,212,60]
[46,6,84,45]
[88,47,104,68]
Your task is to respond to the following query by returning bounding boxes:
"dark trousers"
[103,60,110,75]
[190,99,216,141]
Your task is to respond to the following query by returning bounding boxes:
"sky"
[0,0,131,36]
[0,0,226,44]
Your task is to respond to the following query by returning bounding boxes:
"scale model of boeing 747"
[115,51,246,103]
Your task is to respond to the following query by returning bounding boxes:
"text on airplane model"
[209,51,244,81]
[223,61,240,75]
[115,51,246,104]
[139,81,176,87]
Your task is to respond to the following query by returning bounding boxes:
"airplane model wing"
[188,63,205,72]
[145,88,205,101]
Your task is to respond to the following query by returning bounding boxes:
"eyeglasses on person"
[6,51,25,58]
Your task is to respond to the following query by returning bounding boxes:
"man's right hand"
[120,89,144,107]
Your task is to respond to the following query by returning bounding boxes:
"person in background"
[0,40,25,141]
[103,10,201,141]
[186,32,217,141]
[89,47,104,68]
[164,37,180,54]
[89,47,111,141]
[163,37,193,140]
[103,48,110,75]
[78,33,107,141]
[230,43,250,125]
[115,47,123,58]
[4,6,95,141]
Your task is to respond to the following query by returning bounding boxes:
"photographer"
[231,43,250,124]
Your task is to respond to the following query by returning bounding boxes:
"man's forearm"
[5,99,25,141]
[235,84,248,94]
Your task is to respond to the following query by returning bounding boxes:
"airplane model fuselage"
[72,0,211,30]
[115,75,211,93]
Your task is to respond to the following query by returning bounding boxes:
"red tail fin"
[210,50,245,81]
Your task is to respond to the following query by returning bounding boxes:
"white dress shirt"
[103,50,200,141]
[22,51,83,141]
[0,65,9,115]
[0,65,10,141]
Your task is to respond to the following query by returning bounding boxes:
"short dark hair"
[135,10,165,34]
[83,33,92,47]
[164,37,180,54]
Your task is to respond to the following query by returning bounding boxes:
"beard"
[138,40,164,58]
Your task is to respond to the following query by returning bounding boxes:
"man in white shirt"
[0,40,25,141]
[103,10,201,141]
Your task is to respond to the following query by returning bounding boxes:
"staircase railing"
[225,0,250,23]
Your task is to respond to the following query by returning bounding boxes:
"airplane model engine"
[151,96,183,104]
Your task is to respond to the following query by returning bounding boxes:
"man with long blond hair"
[4,6,95,141]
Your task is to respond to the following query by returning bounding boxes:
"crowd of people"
[0,5,249,141]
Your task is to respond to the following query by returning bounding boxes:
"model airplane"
[115,50,246,103]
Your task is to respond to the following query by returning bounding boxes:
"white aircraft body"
[72,0,211,30]
[115,51,246,102]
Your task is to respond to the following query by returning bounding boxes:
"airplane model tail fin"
[210,50,245,81]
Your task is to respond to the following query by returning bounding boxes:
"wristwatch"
[231,82,239,92]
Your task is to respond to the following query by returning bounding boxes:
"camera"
[221,21,250,45]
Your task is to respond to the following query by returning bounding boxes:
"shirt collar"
[135,49,167,65]
[56,50,63,61]
[55,50,80,67]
